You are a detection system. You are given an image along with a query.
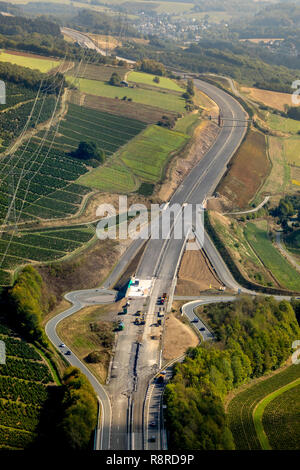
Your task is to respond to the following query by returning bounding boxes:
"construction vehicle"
[135,314,145,325]
[117,321,125,331]
[156,373,165,384]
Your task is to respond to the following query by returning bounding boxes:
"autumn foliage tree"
[58,367,98,450]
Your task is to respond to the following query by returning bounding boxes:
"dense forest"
[0,14,61,37]
[165,296,300,450]
[231,2,300,39]
[0,61,66,94]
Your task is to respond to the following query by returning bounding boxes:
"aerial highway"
[45,288,116,450]
[45,76,249,450]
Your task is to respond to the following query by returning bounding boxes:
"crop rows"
[0,96,56,149]
[0,335,41,361]
[227,363,300,450]
[0,400,41,432]
[45,103,146,155]
[2,83,36,111]
[262,383,300,450]
[0,321,54,449]
[0,376,48,406]
[1,357,52,383]
[0,225,95,274]
[0,426,36,449]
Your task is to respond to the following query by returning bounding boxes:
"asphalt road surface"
[110,78,248,450]
[45,288,116,450]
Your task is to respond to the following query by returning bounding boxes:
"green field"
[174,112,201,135]
[0,51,60,72]
[284,136,300,166]
[259,136,290,196]
[244,220,300,290]
[128,71,183,92]
[69,77,186,113]
[78,125,189,191]
[40,102,146,154]
[78,160,137,193]
[262,382,300,450]
[254,378,300,450]
[227,363,300,450]
[266,113,300,135]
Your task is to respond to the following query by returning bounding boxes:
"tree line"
[0,61,66,95]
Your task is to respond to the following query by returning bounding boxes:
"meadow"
[78,125,189,191]
[259,136,290,196]
[0,321,54,450]
[244,220,300,291]
[227,363,300,450]
[128,71,183,92]
[69,77,186,113]
[0,51,60,73]
[283,136,300,166]
[68,63,129,82]
[266,113,300,134]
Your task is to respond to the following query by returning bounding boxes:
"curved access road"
[45,288,116,450]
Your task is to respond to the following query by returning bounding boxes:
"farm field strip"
[69,77,186,113]
[76,92,176,124]
[253,378,300,450]
[283,136,300,166]
[68,63,129,82]
[78,125,189,191]
[227,363,300,450]
[217,130,269,209]
[245,221,300,290]
[0,323,53,449]
[128,71,184,92]
[0,225,95,272]
[265,113,300,135]
[261,382,300,450]
[0,51,60,73]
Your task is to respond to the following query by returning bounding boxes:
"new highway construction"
[46,77,248,450]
